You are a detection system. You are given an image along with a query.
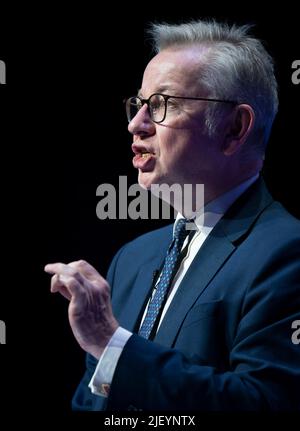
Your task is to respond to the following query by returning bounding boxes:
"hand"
[44,260,119,359]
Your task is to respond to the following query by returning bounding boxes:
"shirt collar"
[174,174,259,234]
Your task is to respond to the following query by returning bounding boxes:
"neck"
[154,171,260,218]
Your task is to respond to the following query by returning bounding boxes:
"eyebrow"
[137,85,175,98]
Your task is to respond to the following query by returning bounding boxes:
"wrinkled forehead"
[140,46,210,97]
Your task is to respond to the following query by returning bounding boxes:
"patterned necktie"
[138,218,191,339]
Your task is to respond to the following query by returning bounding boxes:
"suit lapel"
[154,224,235,346]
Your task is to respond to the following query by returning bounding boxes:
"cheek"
[158,129,192,161]
[170,132,211,174]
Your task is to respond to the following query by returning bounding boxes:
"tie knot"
[173,218,190,242]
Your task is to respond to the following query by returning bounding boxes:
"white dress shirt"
[89,174,259,396]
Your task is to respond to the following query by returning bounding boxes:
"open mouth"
[141,152,153,159]
[132,150,156,171]
[131,143,156,171]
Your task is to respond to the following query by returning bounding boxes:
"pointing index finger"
[44,263,73,276]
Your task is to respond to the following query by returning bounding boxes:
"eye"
[167,99,178,108]
[149,95,165,112]
[167,98,180,111]
[151,96,165,111]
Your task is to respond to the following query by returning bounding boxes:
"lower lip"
[133,154,156,171]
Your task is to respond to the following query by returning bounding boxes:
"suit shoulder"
[125,223,173,251]
[260,201,300,239]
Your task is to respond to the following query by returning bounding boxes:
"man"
[45,20,300,410]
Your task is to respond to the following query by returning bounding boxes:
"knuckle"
[69,260,86,270]
[97,282,111,298]
[95,279,109,291]
[69,268,81,279]
[68,279,79,290]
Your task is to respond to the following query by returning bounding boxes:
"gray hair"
[148,20,278,158]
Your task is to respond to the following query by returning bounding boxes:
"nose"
[128,104,156,137]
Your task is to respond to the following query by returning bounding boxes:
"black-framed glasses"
[124,93,238,124]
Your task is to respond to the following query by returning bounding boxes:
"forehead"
[141,46,209,96]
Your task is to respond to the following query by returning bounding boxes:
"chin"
[138,171,158,190]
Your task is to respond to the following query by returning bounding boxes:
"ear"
[222,104,255,156]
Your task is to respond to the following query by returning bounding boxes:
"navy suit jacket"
[72,179,300,411]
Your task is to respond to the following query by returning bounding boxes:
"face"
[129,47,226,192]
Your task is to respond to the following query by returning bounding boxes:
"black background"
[0,3,299,420]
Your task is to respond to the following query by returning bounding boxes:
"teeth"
[141,153,151,159]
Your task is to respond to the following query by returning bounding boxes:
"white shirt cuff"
[88,326,132,397]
